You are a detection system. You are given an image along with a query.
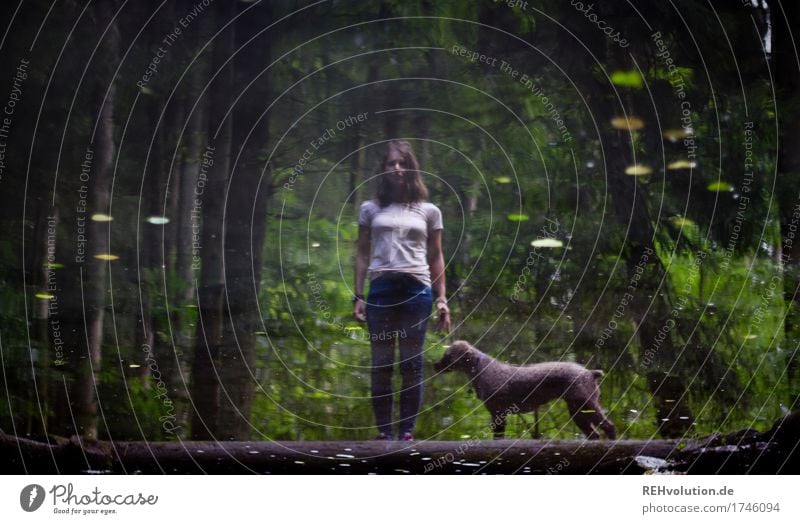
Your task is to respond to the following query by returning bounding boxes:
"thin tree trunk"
[71,2,120,439]
[215,2,273,440]
[190,0,236,439]
[31,205,57,436]
[169,20,210,430]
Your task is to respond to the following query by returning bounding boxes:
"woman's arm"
[427,229,451,333]
[353,225,370,321]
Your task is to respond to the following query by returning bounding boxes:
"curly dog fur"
[433,340,616,439]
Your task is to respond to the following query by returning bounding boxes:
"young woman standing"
[353,140,450,441]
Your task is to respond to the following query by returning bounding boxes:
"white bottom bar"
[2,475,797,523]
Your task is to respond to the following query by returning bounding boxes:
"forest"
[0,0,798,474]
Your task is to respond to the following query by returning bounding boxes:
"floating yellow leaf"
[531,238,563,248]
[670,216,695,227]
[494,176,512,184]
[663,128,693,142]
[507,213,529,222]
[707,181,734,192]
[611,116,644,131]
[611,70,643,88]
[254,331,268,336]
[344,326,362,331]
[311,242,320,248]
[94,254,120,261]
[35,293,55,300]
[667,160,697,170]
[128,364,141,368]
[90,213,113,222]
[625,164,653,176]
[146,216,170,225]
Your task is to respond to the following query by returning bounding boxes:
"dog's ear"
[466,353,477,374]
[451,341,479,373]
[458,346,477,373]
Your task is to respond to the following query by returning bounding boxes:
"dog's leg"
[566,398,602,439]
[597,412,616,439]
[588,375,616,439]
[600,418,616,439]
[587,387,616,439]
[490,409,507,440]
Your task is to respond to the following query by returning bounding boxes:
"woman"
[353,140,451,441]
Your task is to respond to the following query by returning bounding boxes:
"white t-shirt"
[358,200,443,286]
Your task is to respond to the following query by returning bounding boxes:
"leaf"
[611,116,644,131]
[507,213,529,222]
[707,181,734,192]
[94,254,120,261]
[611,70,643,88]
[667,160,696,170]
[531,238,563,248]
[663,128,692,142]
[670,216,695,227]
[625,164,653,176]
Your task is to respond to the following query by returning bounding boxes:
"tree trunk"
[31,205,57,436]
[71,1,120,439]
[190,0,236,440]
[215,1,273,440]
[3,411,797,474]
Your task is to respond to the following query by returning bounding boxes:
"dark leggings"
[366,274,433,436]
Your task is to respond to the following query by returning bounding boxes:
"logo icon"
[20,484,45,512]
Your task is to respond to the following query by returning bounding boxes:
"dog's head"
[433,340,480,373]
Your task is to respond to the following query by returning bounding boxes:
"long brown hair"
[375,140,429,207]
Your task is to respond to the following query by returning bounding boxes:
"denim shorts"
[366,273,433,338]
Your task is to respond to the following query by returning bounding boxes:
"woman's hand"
[353,297,367,322]
[436,301,451,333]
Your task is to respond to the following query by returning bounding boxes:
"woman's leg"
[397,287,432,435]
[369,338,395,437]
[366,279,398,437]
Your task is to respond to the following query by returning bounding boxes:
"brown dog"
[433,340,616,439]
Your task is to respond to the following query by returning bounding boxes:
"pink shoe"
[400,432,414,441]
[375,432,391,440]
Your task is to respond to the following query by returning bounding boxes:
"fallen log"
[1,412,797,474]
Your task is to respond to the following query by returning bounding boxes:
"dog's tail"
[591,369,604,380]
